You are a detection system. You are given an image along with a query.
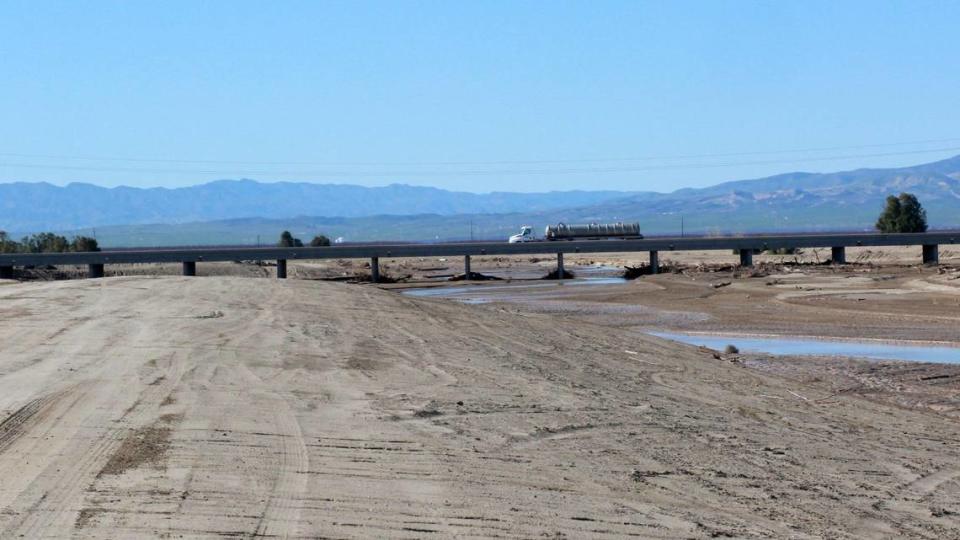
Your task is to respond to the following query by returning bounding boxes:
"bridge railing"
[0,232,956,282]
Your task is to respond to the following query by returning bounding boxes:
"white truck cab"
[508,226,536,243]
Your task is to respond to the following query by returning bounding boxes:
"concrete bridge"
[0,231,956,282]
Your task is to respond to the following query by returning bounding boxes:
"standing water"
[651,332,960,365]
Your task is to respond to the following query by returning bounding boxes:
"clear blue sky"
[2,0,959,193]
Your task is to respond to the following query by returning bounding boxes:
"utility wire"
[1,146,959,178]
[0,137,958,168]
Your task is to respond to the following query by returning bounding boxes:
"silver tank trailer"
[545,222,642,240]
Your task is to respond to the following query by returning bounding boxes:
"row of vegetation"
[0,229,331,253]
[277,231,331,247]
[0,231,99,253]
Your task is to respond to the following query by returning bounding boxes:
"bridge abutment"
[739,250,753,267]
[277,259,287,279]
[371,257,380,283]
[88,264,104,278]
[922,244,939,265]
[0,266,13,280]
[649,250,659,274]
[557,252,566,279]
[464,255,471,280]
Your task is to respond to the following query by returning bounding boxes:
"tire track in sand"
[4,354,186,537]
[237,364,310,538]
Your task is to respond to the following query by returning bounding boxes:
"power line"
[0,136,958,168]
[1,145,959,178]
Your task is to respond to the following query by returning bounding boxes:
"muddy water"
[400,274,960,365]
[650,332,960,364]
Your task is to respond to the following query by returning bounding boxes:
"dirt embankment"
[0,277,958,538]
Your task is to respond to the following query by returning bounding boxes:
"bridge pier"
[182,261,196,276]
[557,252,566,279]
[831,246,846,264]
[649,250,659,274]
[276,259,287,279]
[464,255,471,280]
[922,244,939,265]
[371,257,380,283]
[88,264,104,279]
[0,266,12,280]
[738,250,753,267]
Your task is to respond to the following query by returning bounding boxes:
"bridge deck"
[0,231,956,268]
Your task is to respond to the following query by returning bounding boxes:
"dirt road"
[1,277,959,538]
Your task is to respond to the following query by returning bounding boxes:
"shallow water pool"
[650,332,960,365]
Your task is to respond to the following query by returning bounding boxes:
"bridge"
[0,231,956,282]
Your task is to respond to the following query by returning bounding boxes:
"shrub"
[724,344,739,354]
[309,235,331,247]
[278,230,301,247]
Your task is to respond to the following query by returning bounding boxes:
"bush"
[278,230,303,247]
[876,193,927,233]
[724,344,739,354]
[309,235,331,247]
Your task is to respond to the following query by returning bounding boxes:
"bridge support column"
[649,251,659,274]
[739,250,753,267]
[276,259,287,279]
[88,264,104,279]
[0,266,12,280]
[557,252,566,279]
[922,244,939,265]
[182,261,196,276]
[464,255,471,280]
[831,246,846,264]
[371,257,380,283]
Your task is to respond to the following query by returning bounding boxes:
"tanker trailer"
[544,222,642,241]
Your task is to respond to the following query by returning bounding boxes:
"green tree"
[309,234,331,247]
[22,232,70,253]
[876,192,928,233]
[278,230,296,247]
[0,232,19,253]
[71,236,100,252]
[896,193,928,233]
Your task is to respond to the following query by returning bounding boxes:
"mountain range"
[0,181,632,232]
[3,154,960,245]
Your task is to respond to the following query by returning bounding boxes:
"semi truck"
[508,222,642,243]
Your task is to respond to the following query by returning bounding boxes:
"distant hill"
[5,155,960,245]
[0,180,635,231]
[544,154,960,235]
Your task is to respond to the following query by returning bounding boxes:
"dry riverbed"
[2,246,960,537]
